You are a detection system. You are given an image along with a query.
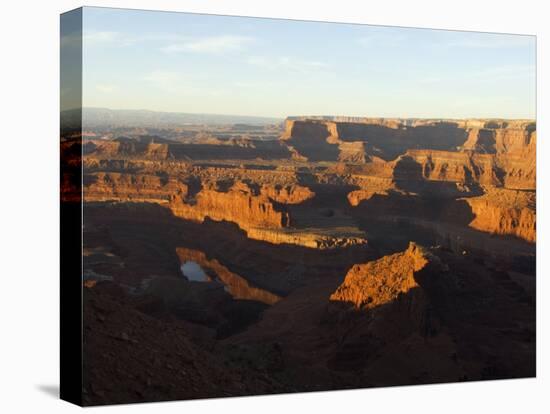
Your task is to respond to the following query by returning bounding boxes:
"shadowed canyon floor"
[64,116,535,405]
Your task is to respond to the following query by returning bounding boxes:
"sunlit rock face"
[282,118,535,188]
[464,188,536,242]
[330,242,432,310]
[323,243,454,375]
[170,181,290,230]
[83,172,189,203]
[259,183,315,204]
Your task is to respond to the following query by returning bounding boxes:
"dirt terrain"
[64,116,535,405]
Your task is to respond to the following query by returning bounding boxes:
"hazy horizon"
[68,7,536,119]
[73,106,536,121]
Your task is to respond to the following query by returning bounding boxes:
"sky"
[77,6,536,119]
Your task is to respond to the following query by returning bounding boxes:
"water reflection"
[180,261,210,282]
[176,247,281,305]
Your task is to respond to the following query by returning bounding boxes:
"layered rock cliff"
[259,184,315,204]
[84,172,189,203]
[170,181,290,230]
[85,136,291,161]
[399,150,501,187]
[281,118,536,192]
[170,181,366,249]
[464,188,536,242]
[281,118,469,162]
[81,117,536,249]
[280,120,341,161]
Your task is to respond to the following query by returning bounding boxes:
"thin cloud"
[418,76,444,85]
[96,84,117,93]
[469,65,535,81]
[357,31,407,48]
[246,56,328,74]
[83,30,187,47]
[84,31,120,44]
[418,65,535,85]
[141,70,209,95]
[161,35,254,54]
[142,70,185,86]
[356,30,534,51]
[443,35,535,49]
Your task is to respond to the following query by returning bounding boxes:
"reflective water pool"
[180,261,209,282]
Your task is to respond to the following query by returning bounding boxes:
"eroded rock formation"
[464,188,536,242]
[170,181,289,230]
[84,172,188,202]
[82,116,536,248]
[330,242,431,309]
[84,135,291,161]
[259,184,315,204]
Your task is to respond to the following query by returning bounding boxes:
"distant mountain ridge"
[61,107,283,128]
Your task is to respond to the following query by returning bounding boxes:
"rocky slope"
[79,189,535,404]
[83,281,288,405]
[324,243,447,374]
[225,241,534,387]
